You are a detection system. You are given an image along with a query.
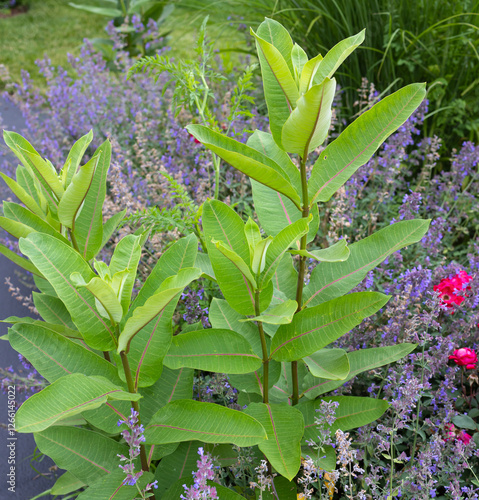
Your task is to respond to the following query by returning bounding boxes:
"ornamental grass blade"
[34,426,128,485]
[308,83,426,205]
[58,152,99,229]
[19,233,117,350]
[8,322,119,383]
[303,219,430,308]
[16,374,140,433]
[164,329,262,374]
[304,348,350,380]
[253,18,295,149]
[281,77,336,156]
[244,403,304,480]
[302,344,416,399]
[118,267,201,353]
[187,125,301,208]
[299,396,389,444]
[270,292,390,362]
[144,399,266,446]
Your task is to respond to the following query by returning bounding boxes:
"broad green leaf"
[303,220,431,308]
[140,366,194,425]
[195,251,215,281]
[16,164,41,207]
[129,233,198,314]
[82,399,133,435]
[3,131,64,200]
[71,272,123,323]
[211,238,257,288]
[33,292,75,328]
[16,374,140,433]
[299,396,389,443]
[229,360,281,398]
[100,209,127,249]
[203,200,257,315]
[263,476,297,499]
[282,78,336,156]
[299,53,323,94]
[272,253,298,300]
[247,130,301,192]
[3,201,69,244]
[271,292,390,361]
[58,152,99,228]
[8,323,116,382]
[304,348,350,380]
[260,216,310,287]
[251,236,273,275]
[308,83,427,205]
[254,18,295,148]
[118,267,201,353]
[51,472,86,496]
[241,299,297,325]
[209,297,263,357]
[245,216,262,258]
[5,318,81,340]
[269,361,309,404]
[164,329,262,373]
[34,426,128,485]
[109,234,142,314]
[312,30,366,86]
[187,125,301,208]
[302,344,416,399]
[289,238,350,263]
[19,233,117,350]
[0,172,43,217]
[0,242,42,277]
[244,403,304,480]
[0,215,34,239]
[145,399,267,446]
[74,139,111,260]
[119,235,198,389]
[77,470,154,500]
[250,27,299,109]
[291,42,308,82]
[62,129,93,186]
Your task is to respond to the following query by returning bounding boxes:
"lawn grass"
[0,0,252,89]
[0,0,106,86]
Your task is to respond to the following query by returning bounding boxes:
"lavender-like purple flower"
[180,447,218,499]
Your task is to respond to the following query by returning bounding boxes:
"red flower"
[445,424,473,444]
[449,347,478,370]
[434,270,472,310]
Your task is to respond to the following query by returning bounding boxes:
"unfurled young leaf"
[62,129,94,187]
[289,238,350,263]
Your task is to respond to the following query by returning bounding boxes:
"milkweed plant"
[3,16,468,499]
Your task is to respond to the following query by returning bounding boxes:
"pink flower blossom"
[449,347,478,370]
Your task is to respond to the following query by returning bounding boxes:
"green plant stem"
[255,289,269,404]
[120,351,150,475]
[292,153,310,406]
[68,229,80,253]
